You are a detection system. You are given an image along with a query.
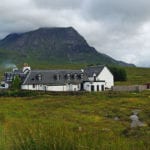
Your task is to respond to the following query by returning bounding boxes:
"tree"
[11,75,21,90]
[108,66,127,81]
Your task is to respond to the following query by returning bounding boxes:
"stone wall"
[112,85,147,92]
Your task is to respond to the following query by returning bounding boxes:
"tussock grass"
[6,121,150,150]
[0,91,149,149]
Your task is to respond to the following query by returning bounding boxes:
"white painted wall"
[96,67,114,88]
[47,85,67,91]
[88,77,94,81]
[21,84,80,91]
[83,82,105,92]
[66,84,80,91]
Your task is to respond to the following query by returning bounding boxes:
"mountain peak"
[37,26,75,30]
[0,27,134,66]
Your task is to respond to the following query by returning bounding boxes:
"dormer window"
[71,74,74,79]
[54,74,60,80]
[54,75,57,80]
[67,73,71,80]
[74,73,78,80]
[64,74,67,80]
[36,74,42,81]
[57,74,60,80]
[80,73,84,79]
[6,73,13,82]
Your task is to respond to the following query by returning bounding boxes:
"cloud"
[33,0,83,10]
[0,0,150,67]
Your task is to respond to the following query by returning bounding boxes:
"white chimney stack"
[13,67,18,72]
[81,69,84,73]
[23,63,31,74]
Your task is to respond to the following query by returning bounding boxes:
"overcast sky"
[0,0,150,67]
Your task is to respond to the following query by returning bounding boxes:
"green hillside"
[115,67,150,85]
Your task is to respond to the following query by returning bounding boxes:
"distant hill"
[0,27,134,66]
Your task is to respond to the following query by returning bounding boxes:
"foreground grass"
[0,91,150,149]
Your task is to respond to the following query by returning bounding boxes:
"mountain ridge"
[0,27,135,67]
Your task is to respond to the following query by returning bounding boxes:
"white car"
[0,81,9,89]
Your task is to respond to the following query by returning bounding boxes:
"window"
[101,85,104,91]
[97,85,99,91]
[54,74,60,80]
[71,74,74,79]
[54,75,57,80]
[56,74,60,80]
[72,73,78,80]
[64,74,67,80]
[74,74,78,80]
[91,85,94,91]
[33,84,35,88]
[67,73,71,80]
[36,74,42,81]
[79,73,84,80]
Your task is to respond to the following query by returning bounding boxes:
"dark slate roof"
[13,70,23,74]
[84,65,105,77]
[4,71,27,83]
[23,70,88,85]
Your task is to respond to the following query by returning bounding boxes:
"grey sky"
[0,0,150,67]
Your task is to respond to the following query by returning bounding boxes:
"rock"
[114,116,119,121]
[130,113,146,128]
[78,126,82,131]
[132,109,140,115]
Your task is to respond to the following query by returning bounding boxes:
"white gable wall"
[96,67,114,88]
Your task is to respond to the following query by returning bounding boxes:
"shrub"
[109,66,127,81]
[11,75,21,90]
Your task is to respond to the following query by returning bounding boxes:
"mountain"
[0,27,134,66]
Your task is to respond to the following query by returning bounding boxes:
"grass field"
[0,91,150,149]
[0,65,150,149]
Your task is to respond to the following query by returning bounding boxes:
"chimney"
[12,67,18,72]
[23,63,31,74]
[81,69,84,73]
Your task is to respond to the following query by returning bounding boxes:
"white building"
[83,66,114,92]
[21,70,87,92]
[4,65,114,92]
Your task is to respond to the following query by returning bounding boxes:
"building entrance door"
[101,85,104,91]
[91,85,94,91]
[97,85,99,91]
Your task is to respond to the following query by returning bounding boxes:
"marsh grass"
[0,58,150,149]
[6,121,149,150]
[0,91,149,149]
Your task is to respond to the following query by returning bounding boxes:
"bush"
[11,75,21,90]
[109,66,127,81]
